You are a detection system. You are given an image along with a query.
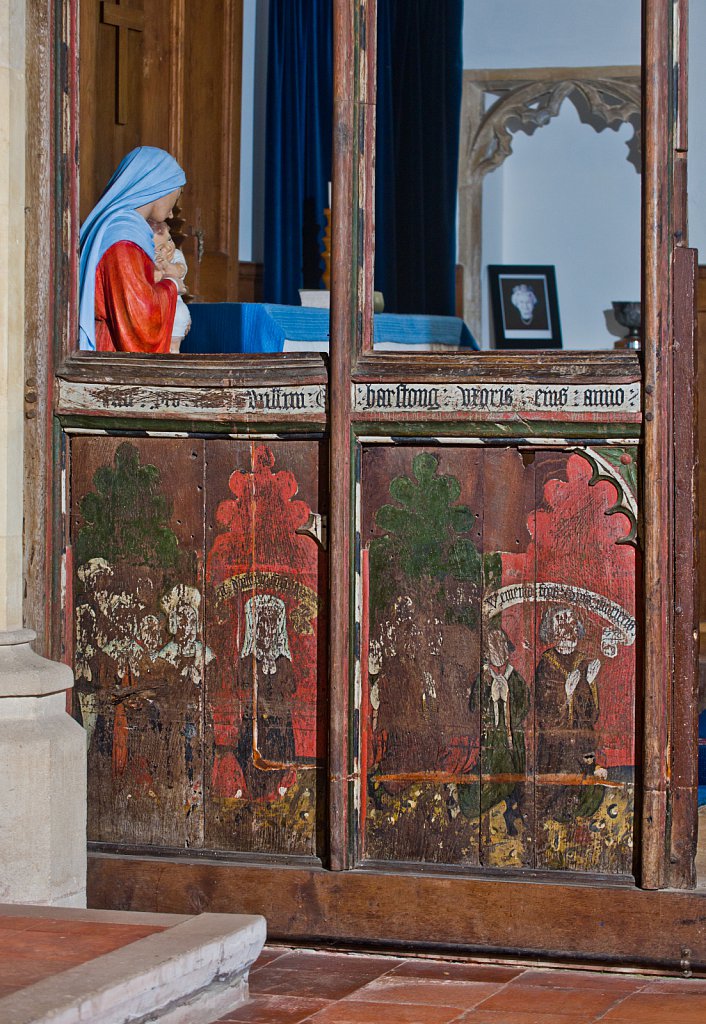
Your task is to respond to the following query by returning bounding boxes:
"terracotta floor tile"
[214,994,332,1023]
[305,999,467,1024]
[0,917,37,932]
[391,960,525,984]
[248,965,377,1000]
[473,982,623,1017]
[511,969,646,994]
[345,977,505,1009]
[250,948,296,973]
[271,949,403,979]
[639,976,706,994]
[599,991,706,1022]
[454,1011,599,1024]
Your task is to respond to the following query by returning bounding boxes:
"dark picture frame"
[488,265,562,349]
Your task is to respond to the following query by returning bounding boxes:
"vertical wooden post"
[328,0,358,870]
[668,0,699,889]
[640,0,672,889]
[670,243,699,888]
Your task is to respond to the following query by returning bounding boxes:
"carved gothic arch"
[458,66,641,337]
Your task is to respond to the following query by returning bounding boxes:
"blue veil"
[78,147,186,351]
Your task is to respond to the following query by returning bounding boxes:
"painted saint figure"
[79,147,187,352]
[236,594,298,801]
[158,584,214,686]
[535,605,604,821]
[458,626,530,831]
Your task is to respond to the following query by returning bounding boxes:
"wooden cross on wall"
[101,0,145,125]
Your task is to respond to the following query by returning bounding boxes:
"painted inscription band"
[354,382,641,418]
[216,570,320,635]
[58,381,327,418]
[483,581,636,647]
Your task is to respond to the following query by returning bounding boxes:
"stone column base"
[0,630,86,906]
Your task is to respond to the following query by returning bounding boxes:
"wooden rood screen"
[67,423,637,874]
[27,0,702,969]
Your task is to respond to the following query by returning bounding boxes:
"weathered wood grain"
[358,446,638,875]
[87,853,706,971]
[354,382,641,421]
[640,0,677,890]
[57,353,328,388]
[532,452,636,876]
[57,380,327,423]
[697,268,706,628]
[23,0,55,654]
[70,437,206,849]
[203,440,327,860]
[353,352,642,384]
[669,245,699,888]
[480,449,536,869]
[360,447,484,866]
[327,0,358,870]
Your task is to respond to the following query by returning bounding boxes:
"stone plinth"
[0,630,87,906]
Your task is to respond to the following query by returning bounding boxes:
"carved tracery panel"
[458,66,641,337]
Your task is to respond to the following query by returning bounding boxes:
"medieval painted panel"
[476,451,537,869]
[529,450,637,875]
[360,446,487,866]
[359,445,637,875]
[204,441,327,858]
[70,437,206,849]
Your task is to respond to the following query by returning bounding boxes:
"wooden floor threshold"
[88,853,706,975]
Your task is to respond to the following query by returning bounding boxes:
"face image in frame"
[488,265,562,349]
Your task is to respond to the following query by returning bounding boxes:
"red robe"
[94,241,177,353]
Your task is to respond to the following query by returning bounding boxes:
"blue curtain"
[375,0,464,315]
[264,0,333,304]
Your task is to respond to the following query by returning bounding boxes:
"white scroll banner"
[482,581,636,648]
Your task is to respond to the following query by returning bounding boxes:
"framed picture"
[488,265,562,349]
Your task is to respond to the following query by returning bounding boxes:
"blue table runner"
[182,302,478,354]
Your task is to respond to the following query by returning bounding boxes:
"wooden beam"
[327,0,358,870]
[88,853,706,972]
[640,0,674,891]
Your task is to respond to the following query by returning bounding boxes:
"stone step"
[0,904,266,1024]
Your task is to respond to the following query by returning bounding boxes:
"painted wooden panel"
[360,445,636,875]
[354,382,641,422]
[70,438,206,849]
[477,453,537,868]
[58,380,327,422]
[204,441,327,858]
[70,436,327,860]
[361,447,485,865]
[530,451,636,873]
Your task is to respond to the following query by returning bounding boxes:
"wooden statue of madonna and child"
[79,147,191,353]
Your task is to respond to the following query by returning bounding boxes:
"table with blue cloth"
[181,302,479,354]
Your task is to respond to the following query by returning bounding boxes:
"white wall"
[463,1,640,70]
[239,0,269,263]
[466,0,642,349]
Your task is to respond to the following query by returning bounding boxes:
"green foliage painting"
[76,443,180,570]
[369,453,482,617]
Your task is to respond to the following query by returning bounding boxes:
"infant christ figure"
[150,219,192,353]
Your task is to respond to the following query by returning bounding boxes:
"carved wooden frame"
[458,66,641,338]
